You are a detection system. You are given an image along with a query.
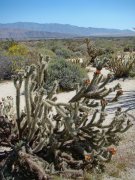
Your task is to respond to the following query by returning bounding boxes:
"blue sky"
[0,0,134,29]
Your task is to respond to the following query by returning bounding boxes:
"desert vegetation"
[0,37,135,179]
[108,53,135,78]
[0,37,135,81]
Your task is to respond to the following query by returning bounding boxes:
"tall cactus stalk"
[0,54,133,179]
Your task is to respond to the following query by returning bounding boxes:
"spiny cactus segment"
[0,54,133,179]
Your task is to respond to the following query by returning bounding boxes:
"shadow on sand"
[107,91,135,113]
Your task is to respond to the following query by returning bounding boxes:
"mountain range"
[0,22,135,39]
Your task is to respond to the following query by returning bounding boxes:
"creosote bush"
[0,54,133,179]
[55,47,73,59]
[0,53,32,80]
[46,58,87,91]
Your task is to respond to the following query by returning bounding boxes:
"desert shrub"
[104,47,114,54]
[37,40,64,52]
[8,44,29,56]
[75,44,87,56]
[0,53,30,80]
[0,54,12,80]
[123,46,131,52]
[46,58,87,91]
[26,50,39,65]
[73,51,83,57]
[10,55,28,73]
[0,39,17,51]
[129,62,135,77]
[55,47,73,59]
[109,53,135,78]
[68,39,84,50]
[37,47,56,58]
[49,41,62,51]
[1,43,40,77]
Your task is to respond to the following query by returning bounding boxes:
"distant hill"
[0,28,74,40]
[0,22,135,39]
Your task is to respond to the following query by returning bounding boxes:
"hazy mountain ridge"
[0,28,75,40]
[0,22,135,39]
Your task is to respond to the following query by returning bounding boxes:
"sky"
[0,0,134,29]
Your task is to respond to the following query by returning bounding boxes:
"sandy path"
[0,81,16,99]
[0,81,25,108]
[0,68,135,116]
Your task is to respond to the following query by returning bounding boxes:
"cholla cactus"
[0,96,14,120]
[0,54,133,179]
[109,53,135,78]
[85,38,104,65]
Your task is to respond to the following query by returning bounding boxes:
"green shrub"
[0,39,17,51]
[76,44,87,55]
[46,58,87,91]
[73,51,83,57]
[0,48,35,80]
[0,54,12,80]
[37,48,56,58]
[123,46,131,52]
[0,53,28,80]
[55,48,73,59]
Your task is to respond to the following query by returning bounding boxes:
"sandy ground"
[0,67,134,114]
[0,67,135,179]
